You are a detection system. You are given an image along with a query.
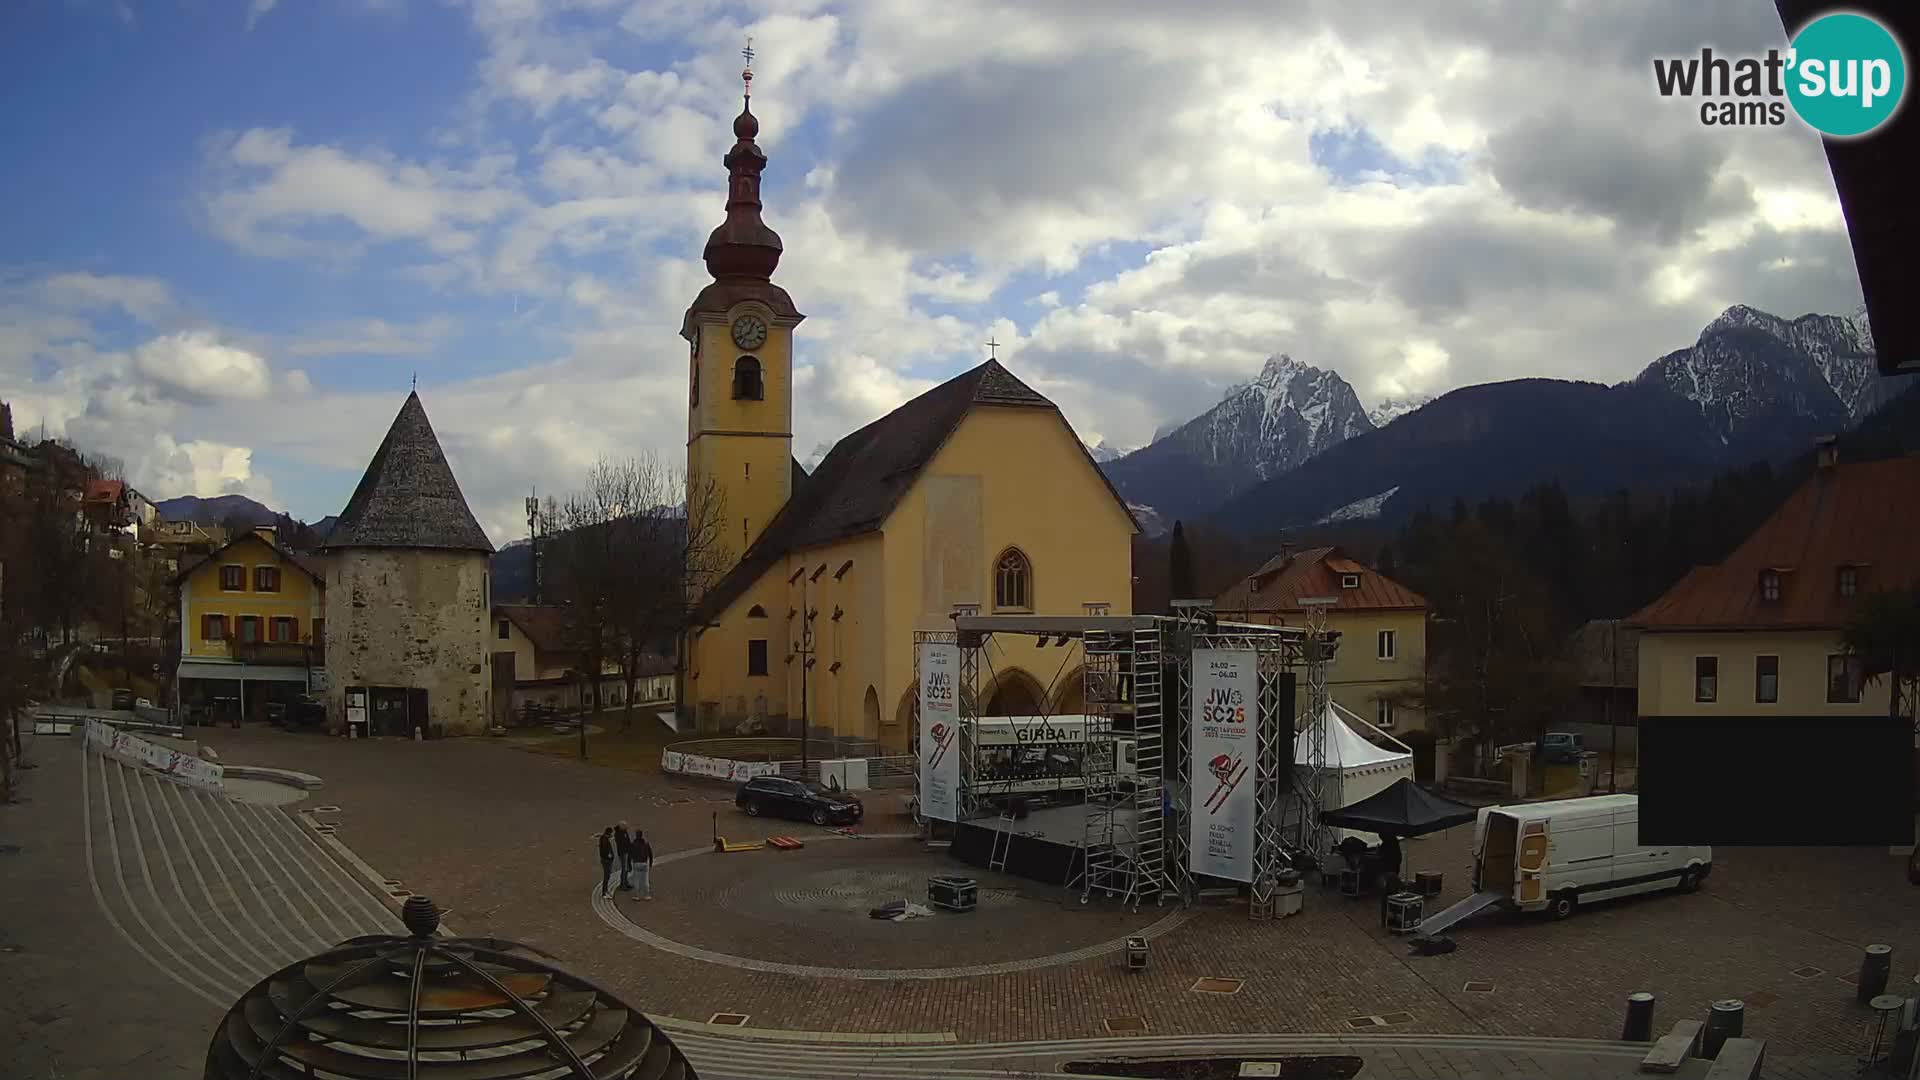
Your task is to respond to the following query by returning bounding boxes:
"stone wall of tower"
[323,548,491,736]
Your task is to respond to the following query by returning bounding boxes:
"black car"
[735,775,864,826]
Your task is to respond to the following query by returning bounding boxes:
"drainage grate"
[1462,980,1495,994]
[1378,1012,1415,1025]
[707,1013,750,1026]
[1104,1016,1148,1034]
[1791,966,1825,979]
[1191,977,1245,994]
[1746,991,1779,1009]
[1343,1016,1384,1029]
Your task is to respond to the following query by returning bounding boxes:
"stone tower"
[682,53,805,564]
[320,392,495,736]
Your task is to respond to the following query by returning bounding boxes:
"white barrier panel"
[85,719,225,793]
[659,749,779,783]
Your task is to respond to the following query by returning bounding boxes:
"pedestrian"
[615,821,635,891]
[596,826,617,899]
[630,828,654,901]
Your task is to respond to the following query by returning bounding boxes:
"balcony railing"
[228,640,323,667]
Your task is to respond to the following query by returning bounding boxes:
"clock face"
[731,314,768,350]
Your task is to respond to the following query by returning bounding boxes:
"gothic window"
[733,356,763,400]
[994,548,1032,611]
[747,605,768,618]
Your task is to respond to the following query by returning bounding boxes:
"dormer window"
[732,356,763,400]
[1758,570,1781,603]
[1837,565,1859,598]
[1340,573,1361,589]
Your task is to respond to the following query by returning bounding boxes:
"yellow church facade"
[677,74,1137,751]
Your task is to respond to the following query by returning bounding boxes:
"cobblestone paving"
[181,728,1920,1058]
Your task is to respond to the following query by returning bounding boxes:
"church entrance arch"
[1049,666,1086,715]
[862,685,881,741]
[982,668,1046,716]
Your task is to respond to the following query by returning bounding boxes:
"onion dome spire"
[703,36,783,280]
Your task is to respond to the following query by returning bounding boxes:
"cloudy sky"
[0,0,1867,542]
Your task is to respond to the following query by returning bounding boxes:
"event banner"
[85,718,226,793]
[1190,649,1258,882]
[917,641,961,822]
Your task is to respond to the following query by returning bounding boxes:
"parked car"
[1538,732,1585,764]
[109,688,135,710]
[277,695,327,730]
[735,775,865,826]
[1471,794,1711,920]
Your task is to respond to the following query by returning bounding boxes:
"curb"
[294,806,459,937]
[654,1018,958,1044]
[223,765,325,790]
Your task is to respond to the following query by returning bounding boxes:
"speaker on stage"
[1275,673,1297,792]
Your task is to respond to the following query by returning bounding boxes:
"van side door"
[1609,808,1676,893]
[1546,810,1614,899]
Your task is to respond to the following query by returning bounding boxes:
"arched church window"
[994,548,1032,611]
[733,356,764,401]
[747,604,767,618]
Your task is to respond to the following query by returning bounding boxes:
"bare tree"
[543,457,731,754]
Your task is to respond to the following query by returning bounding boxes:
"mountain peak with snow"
[1368,393,1434,428]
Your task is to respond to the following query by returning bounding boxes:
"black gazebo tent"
[1320,777,1478,837]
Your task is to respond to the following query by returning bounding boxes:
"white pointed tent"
[1294,701,1416,844]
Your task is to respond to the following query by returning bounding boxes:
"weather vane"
[742,36,755,97]
[985,336,1000,361]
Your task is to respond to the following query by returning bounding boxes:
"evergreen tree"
[1168,520,1196,602]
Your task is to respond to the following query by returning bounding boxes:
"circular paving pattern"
[595,835,1196,980]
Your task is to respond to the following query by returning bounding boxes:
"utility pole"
[525,491,543,604]
[789,565,815,774]
[1606,621,1618,794]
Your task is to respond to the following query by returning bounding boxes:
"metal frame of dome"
[204,897,697,1080]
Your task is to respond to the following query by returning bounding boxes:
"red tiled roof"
[1628,455,1920,631]
[1214,546,1427,614]
[83,478,124,503]
[498,604,573,655]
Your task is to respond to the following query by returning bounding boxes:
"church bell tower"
[683,41,804,564]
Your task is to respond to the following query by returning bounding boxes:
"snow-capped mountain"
[1103,354,1374,531]
[1630,304,1903,462]
[1367,394,1433,429]
[1084,439,1127,463]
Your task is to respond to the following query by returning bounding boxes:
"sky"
[0,0,1869,544]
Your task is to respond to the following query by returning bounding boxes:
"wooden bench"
[1641,1020,1704,1073]
[1702,1038,1764,1080]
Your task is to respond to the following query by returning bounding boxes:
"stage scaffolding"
[910,609,1334,913]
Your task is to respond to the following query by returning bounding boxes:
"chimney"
[1814,435,1839,470]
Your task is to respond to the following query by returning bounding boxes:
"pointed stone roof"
[320,392,494,554]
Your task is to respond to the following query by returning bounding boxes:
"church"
[679,68,1138,750]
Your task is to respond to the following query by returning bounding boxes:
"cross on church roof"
[985,336,1000,360]
[742,36,754,96]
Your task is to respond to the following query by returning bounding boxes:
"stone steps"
[84,751,399,1008]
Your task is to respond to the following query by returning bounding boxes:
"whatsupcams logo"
[1653,11,1907,137]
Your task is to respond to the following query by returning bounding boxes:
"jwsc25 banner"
[917,641,961,822]
[1189,649,1258,882]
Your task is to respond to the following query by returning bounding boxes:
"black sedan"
[735,775,865,826]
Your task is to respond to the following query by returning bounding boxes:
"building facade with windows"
[677,87,1137,750]
[491,604,674,724]
[1628,446,1916,723]
[1214,547,1429,733]
[173,527,327,722]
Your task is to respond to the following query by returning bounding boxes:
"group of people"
[597,822,655,900]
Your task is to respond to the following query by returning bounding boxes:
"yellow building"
[173,527,327,723]
[491,604,673,723]
[1214,547,1429,733]
[1628,448,1913,721]
[679,84,1138,750]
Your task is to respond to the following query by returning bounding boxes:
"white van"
[1472,794,1711,920]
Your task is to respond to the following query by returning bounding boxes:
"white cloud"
[133,331,273,401]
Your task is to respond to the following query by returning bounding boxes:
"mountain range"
[1104,304,1909,537]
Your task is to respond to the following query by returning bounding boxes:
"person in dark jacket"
[615,821,635,891]
[629,829,654,900]
[597,826,618,899]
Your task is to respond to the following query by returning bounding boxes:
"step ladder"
[988,812,1017,871]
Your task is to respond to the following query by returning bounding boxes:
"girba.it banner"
[1653,11,1907,138]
